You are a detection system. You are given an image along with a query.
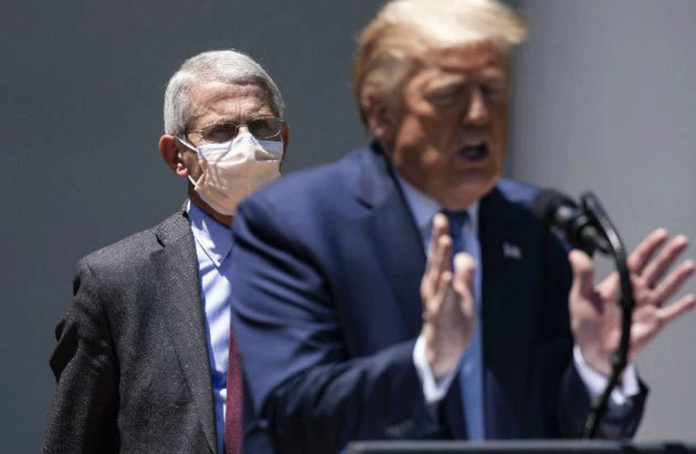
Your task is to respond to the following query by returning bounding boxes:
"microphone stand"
[578,193,636,439]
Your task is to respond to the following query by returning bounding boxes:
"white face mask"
[182,132,283,216]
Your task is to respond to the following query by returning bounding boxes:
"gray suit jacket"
[42,207,270,454]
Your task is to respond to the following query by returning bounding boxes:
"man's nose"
[463,88,489,126]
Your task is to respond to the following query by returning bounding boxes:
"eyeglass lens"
[203,117,281,143]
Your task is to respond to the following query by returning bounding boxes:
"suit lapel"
[479,187,542,438]
[152,210,217,453]
[356,145,426,335]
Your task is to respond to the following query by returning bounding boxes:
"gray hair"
[163,49,285,136]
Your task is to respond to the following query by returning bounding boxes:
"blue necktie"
[443,210,485,440]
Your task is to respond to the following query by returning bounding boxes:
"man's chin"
[439,177,498,211]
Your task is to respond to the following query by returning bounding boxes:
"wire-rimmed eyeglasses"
[185,116,283,143]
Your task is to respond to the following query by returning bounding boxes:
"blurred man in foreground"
[43,49,287,454]
[227,1,695,452]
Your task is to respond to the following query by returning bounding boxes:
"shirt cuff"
[573,345,640,407]
[413,335,458,404]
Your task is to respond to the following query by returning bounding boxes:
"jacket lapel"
[355,145,426,336]
[479,186,542,438]
[152,209,217,453]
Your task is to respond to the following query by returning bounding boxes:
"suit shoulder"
[267,147,365,196]
[77,211,186,277]
[242,146,368,215]
[494,179,573,253]
[495,178,541,208]
[79,228,157,272]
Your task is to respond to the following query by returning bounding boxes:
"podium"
[346,440,696,454]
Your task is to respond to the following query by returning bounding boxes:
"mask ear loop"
[177,136,202,157]
[176,136,205,187]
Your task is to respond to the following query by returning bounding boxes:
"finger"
[652,259,696,305]
[452,252,476,296]
[568,249,595,298]
[656,293,696,326]
[426,214,449,273]
[433,235,452,294]
[640,234,689,286]
[453,252,476,317]
[422,268,453,322]
[423,236,451,299]
[433,270,453,312]
[423,215,451,296]
[422,246,436,298]
[626,228,669,274]
[432,213,449,244]
[433,214,453,289]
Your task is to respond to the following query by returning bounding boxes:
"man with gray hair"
[42,49,287,454]
[227,1,694,452]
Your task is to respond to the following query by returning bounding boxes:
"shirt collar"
[186,200,233,268]
[395,173,479,237]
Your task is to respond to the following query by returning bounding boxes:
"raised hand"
[569,228,696,375]
[420,213,477,380]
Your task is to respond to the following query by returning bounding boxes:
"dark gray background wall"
[1,1,693,451]
[0,1,380,451]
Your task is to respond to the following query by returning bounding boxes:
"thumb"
[568,249,595,297]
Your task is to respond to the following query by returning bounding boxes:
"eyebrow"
[426,65,507,89]
[193,111,276,130]
[479,67,507,81]
[424,73,468,92]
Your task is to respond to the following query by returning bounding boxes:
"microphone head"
[531,189,577,225]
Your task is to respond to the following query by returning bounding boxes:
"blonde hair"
[353,0,527,125]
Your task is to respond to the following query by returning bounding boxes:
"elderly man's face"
[388,43,509,211]
[178,81,280,180]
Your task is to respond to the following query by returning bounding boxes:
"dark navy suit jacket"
[229,144,646,454]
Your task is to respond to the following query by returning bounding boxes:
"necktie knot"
[441,209,470,251]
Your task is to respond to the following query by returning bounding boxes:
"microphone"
[534,188,633,438]
[531,189,611,255]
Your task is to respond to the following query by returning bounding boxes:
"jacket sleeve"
[42,260,119,454]
[538,227,648,439]
[558,359,648,439]
[229,196,440,454]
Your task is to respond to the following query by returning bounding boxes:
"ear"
[361,90,397,144]
[279,122,290,171]
[159,135,189,178]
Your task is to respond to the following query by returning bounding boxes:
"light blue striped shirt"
[188,201,232,454]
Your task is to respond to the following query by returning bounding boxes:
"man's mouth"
[458,142,489,161]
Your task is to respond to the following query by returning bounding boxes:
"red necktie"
[224,319,243,454]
